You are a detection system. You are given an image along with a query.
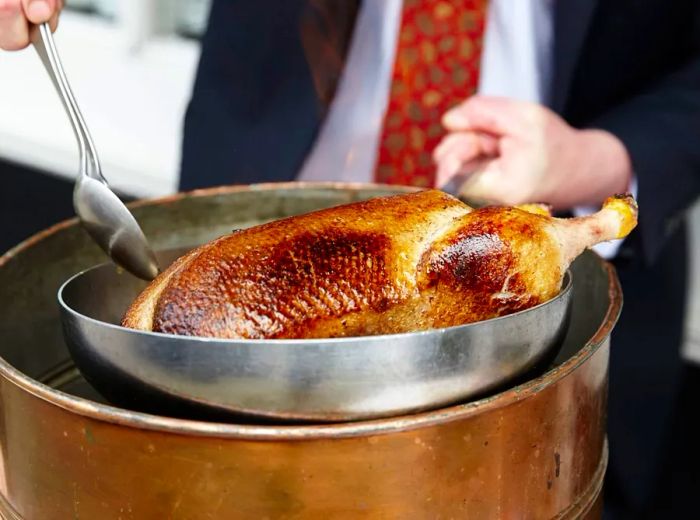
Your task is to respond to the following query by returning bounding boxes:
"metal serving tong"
[31,23,159,281]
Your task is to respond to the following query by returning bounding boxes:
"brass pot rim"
[0,182,622,440]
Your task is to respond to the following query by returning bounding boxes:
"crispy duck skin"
[122,190,638,339]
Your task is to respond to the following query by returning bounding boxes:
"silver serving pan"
[58,245,572,422]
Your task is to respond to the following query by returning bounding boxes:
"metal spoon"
[31,23,160,281]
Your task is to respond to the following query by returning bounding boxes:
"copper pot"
[0,183,618,519]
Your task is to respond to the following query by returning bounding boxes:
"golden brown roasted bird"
[122,189,637,339]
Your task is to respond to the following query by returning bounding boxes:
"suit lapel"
[549,0,600,113]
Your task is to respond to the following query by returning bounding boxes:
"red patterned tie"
[374,0,488,187]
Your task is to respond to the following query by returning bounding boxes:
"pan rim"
[57,261,573,347]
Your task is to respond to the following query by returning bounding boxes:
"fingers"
[47,1,60,31]
[434,131,498,160]
[457,161,536,207]
[442,96,540,137]
[434,131,499,188]
[0,0,28,50]
[21,0,56,23]
[0,0,59,50]
[458,164,515,205]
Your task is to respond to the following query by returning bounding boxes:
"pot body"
[0,183,618,519]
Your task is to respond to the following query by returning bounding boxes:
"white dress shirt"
[298,0,628,258]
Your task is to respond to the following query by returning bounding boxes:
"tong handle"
[31,23,103,181]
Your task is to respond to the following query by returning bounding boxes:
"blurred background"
[2,1,699,363]
[0,0,205,252]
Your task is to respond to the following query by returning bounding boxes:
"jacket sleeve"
[590,56,700,265]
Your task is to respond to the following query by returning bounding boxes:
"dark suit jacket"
[180,1,700,514]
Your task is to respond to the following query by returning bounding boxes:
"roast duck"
[123,190,637,339]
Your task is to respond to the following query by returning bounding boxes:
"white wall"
[0,11,199,197]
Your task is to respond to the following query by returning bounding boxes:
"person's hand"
[433,96,633,210]
[0,0,62,51]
